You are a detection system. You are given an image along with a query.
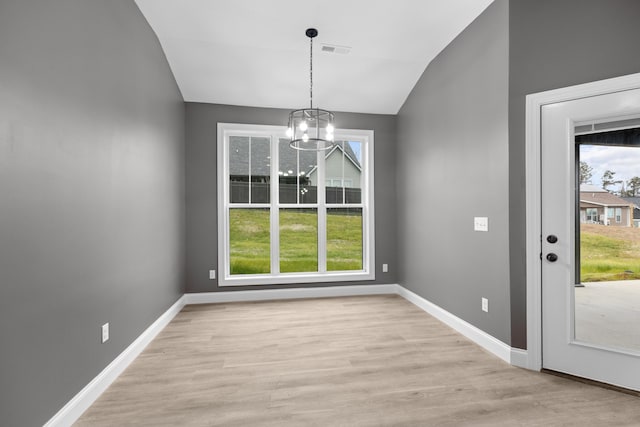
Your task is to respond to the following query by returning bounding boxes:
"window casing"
[217,123,375,286]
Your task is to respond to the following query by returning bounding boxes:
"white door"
[541,87,640,390]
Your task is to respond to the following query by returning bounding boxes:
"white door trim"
[525,72,640,371]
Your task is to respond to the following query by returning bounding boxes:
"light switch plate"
[209,270,216,280]
[102,323,109,343]
[474,217,489,232]
[382,263,388,273]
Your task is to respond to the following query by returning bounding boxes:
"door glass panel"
[575,126,640,353]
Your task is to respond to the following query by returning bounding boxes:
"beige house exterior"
[580,184,634,227]
[308,144,362,189]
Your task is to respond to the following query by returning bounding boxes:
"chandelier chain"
[309,35,313,109]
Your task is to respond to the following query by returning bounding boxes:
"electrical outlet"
[481,298,489,313]
[209,270,216,280]
[102,323,109,343]
[474,217,489,232]
[382,263,388,273]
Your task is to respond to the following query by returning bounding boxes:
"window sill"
[219,271,375,287]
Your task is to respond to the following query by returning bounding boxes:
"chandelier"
[287,28,335,151]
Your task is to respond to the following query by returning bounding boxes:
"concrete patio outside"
[575,279,640,353]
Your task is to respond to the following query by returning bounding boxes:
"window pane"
[325,141,363,204]
[229,208,270,275]
[229,136,249,203]
[327,208,363,271]
[251,137,271,203]
[325,141,344,204]
[345,141,362,204]
[280,208,317,272]
[299,150,317,204]
[278,139,297,204]
[279,138,317,204]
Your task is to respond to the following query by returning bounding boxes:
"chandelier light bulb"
[286,127,293,137]
[326,133,334,142]
[299,121,308,132]
[302,133,309,142]
[326,124,334,133]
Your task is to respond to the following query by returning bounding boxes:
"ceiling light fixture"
[288,28,335,151]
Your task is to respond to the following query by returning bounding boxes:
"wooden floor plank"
[75,295,640,426]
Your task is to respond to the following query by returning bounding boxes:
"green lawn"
[229,208,271,274]
[229,209,363,275]
[580,224,640,282]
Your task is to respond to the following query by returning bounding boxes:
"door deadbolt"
[546,253,558,262]
[546,235,558,244]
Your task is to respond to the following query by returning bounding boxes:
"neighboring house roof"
[580,191,633,207]
[229,137,361,177]
[622,196,640,208]
[580,184,607,192]
[622,197,640,220]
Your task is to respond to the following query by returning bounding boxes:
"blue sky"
[348,142,362,163]
[580,145,640,190]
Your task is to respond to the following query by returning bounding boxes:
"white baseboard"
[47,283,532,426]
[184,284,398,305]
[395,286,513,364]
[44,296,186,427]
[510,348,529,368]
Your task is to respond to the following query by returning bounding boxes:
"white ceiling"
[135,0,493,114]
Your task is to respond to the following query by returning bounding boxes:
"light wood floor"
[76,295,640,426]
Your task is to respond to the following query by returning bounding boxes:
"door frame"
[525,72,640,371]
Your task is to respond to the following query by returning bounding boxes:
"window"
[586,208,598,222]
[616,207,622,223]
[218,123,375,286]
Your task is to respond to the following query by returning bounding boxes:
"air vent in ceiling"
[321,44,351,55]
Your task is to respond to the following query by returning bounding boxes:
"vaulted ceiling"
[135,0,493,114]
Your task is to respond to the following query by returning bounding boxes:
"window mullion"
[248,137,252,203]
[342,142,346,204]
[223,131,230,280]
[271,134,280,274]
[317,149,327,273]
[296,150,300,204]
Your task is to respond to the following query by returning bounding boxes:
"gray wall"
[508,0,640,348]
[396,1,511,344]
[0,1,185,425]
[185,103,397,292]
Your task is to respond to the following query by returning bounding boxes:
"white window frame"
[217,123,375,286]
[615,207,622,223]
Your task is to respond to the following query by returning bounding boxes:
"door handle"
[546,253,558,262]
[547,235,558,244]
